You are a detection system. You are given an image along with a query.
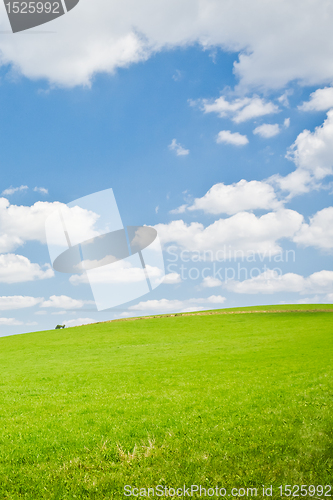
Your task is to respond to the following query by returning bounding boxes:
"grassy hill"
[0,305,332,499]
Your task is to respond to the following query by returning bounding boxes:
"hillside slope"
[0,306,332,499]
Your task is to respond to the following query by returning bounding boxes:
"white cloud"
[129,295,226,313]
[0,296,43,310]
[1,185,28,196]
[0,197,100,253]
[163,273,182,284]
[1,1,333,89]
[253,123,280,138]
[187,179,281,215]
[202,276,222,288]
[156,209,303,256]
[0,254,54,284]
[278,91,292,107]
[0,317,23,326]
[70,260,163,285]
[169,139,189,156]
[170,204,188,215]
[323,293,333,303]
[41,295,93,310]
[293,207,333,250]
[202,96,278,123]
[299,87,333,112]
[34,187,48,195]
[216,130,249,146]
[225,269,333,295]
[284,118,290,128]
[274,110,333,196]
[63,318,96,328]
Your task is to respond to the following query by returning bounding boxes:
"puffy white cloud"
[169,139,189,156]
[253,123,280,138]
[156,209,303,256]
[278,92,291,107]
[41,295,93,309]
[0,296,43,310]
[163,273,182,284]
[216,130,249,146]
[1,185,28,196]
[1,1,333,89]
[187,179,281,215]
[274,110,333,196]
[202,96,278,123]
[0,317,23,326]
[170,204,188,215]
[0,197,100,253]
[284,118,290,128]
[34,187,48,195]
[0,254,54,284]
[129,295,226,313]
[287,110,333,175]
[324,293,333,302]
[293,207,333,250]
[225,269,333,295]
[299,87,333,112]
[63,318,96,328]
[202,276,222,288]
[70,260,163,285]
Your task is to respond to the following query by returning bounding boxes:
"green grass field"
[0,305,332,499]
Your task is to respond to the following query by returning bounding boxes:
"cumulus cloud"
[70,260,163,285]
[186,180,281,215]
[41,295,93,310]
[0,197,100,253]
[1,1,333,89]
[163,273,182,284]
[299,87,333,112]
[1,185,28,196]
[202,276,223,288]
[293,207,333,250]
[274,110,333,196]
[63,318,96,328]
[225,269,333,295]
[155,209,303,257]
[169,139,189,156]
[203,96,278,123]
[0,296,43,310]
[169,204,188,215]
[0,254,54,284]
[216,130,249,146]
[253,123,280,138]
[34,187,49,195]
[0,317,23,326]
[129,295,226,313]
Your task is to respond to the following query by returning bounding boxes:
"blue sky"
[0,1,333,336]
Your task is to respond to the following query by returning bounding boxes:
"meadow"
[0,305,332,499]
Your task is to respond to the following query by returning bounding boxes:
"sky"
[0,0,333,336]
